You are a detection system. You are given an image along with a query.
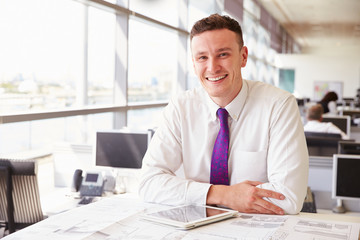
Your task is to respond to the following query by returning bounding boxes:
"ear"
[240,46,248,68]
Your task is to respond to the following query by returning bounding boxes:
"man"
[304,104,350,139]
[139,14,308,215]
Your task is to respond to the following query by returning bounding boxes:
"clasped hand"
[207,180,285,215]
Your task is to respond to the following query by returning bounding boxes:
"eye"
[219,52,229,57]
[197,56,207,61]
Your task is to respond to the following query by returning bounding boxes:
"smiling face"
[191,29,248,107]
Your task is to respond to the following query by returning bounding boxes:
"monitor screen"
[322,115,350,136]
[341,110,360,126]
[305,132,342,157]
[95,130,149,169]
[338,141,360,155]
[332,154,360,201]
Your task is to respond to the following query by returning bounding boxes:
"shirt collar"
[226,80,248,121]
[206,80,249,121]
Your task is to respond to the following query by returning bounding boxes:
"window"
[127,108,164,131]
[0,0,291,155]
[128,19,177,103]
[0,0,84,113]
[88,7,116,105]
[188,0,217,31]
[129,0,179,27]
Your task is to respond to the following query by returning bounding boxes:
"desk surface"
[4,194,360,240]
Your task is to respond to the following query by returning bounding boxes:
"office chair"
[0,159,44,236]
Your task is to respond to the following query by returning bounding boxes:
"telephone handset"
[71,169,83,192]
[71,169,105,197]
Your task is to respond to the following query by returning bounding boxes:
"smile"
[206,75,227,82]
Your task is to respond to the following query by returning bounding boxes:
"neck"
[211,86,242,108]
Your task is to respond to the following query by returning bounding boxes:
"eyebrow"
[217,47,232,52]
[194,47,233,57]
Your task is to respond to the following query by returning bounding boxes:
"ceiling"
[258,0,360,53]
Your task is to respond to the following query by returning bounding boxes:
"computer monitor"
[332,154,360,213]
[305,132,342,157]
[341,110,360,126]
[322,115,351,137]
[95,130,152,169]
[338,141,360,155]
[296,98,304,106]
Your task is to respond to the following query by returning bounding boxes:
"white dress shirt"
[304,120,350,139]
[327,101,338,115]
[139,80,309,214]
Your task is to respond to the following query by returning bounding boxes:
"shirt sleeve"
[138,98,211,206]
[327,101,338,115]
[257,95,309,214]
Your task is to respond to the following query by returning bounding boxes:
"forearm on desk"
[139,167,211,206]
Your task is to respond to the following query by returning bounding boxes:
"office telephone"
[72,169,105,197]
[300,187,317,213]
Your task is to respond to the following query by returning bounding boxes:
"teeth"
[207,75,226,81]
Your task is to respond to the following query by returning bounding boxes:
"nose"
[207,57,221,73]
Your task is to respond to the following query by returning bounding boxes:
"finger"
[255,188,285,200]
[256,198,284,215]
[248,203,277,215]
[246,180,264,186]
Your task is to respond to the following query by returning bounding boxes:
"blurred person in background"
[317,91,338,115]
[304,104,349,139]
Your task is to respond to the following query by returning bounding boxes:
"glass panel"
[266,48,276,65]
[127,107,165,131]
[256,60,267,83]
[65,113,114,144]
[128,19,177,103]
[267,65,277,86]
[188,0,217,31]
[0,0,84,113]
[256,26,270,60]
[243,0,260,19]
[243,13,257,57]
[31,118,66,149]
[242,57,257,81]
[88,7,116,105]
[129,0,179,27]
[0,122,30,154]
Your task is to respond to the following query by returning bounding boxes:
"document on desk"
[85,213,289,240]
[85,212,360,240]
[272,216,360,240]
[3,196,147,240]
[3,195,359,240]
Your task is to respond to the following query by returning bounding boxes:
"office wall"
[276,53,360,99]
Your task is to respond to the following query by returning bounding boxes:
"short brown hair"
[190,14,244,48]
[307,104,324,120]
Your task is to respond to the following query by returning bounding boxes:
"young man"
[139,14,308,215]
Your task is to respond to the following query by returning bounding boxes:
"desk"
[3,194,360,240]
[40,187,115,217]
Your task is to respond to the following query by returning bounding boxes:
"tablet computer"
[142,205,238,229]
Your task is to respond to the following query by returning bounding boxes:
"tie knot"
[217,108,228,124]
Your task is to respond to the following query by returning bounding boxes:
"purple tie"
[210,108,229,185]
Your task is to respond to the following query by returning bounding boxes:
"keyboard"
[301,187,317,213]
[78,196,94,205]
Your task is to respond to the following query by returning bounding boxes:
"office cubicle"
[322,115,351,136]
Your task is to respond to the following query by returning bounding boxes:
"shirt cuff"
[186,181,212,205]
